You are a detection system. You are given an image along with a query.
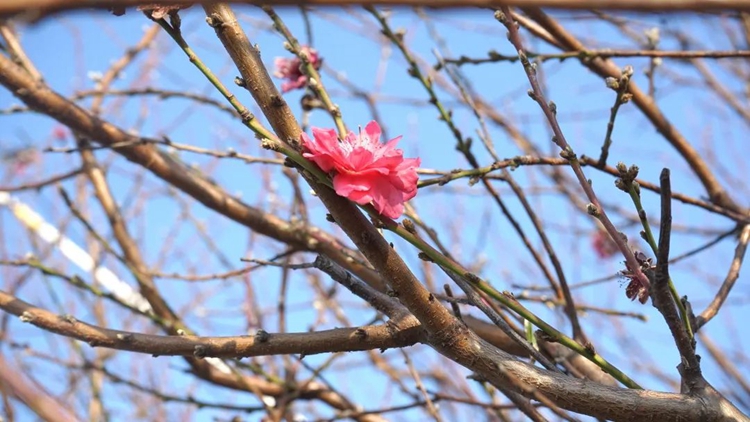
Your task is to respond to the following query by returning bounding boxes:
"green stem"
[155,18,277,143]
[263,7,348,138]
[384,220,641,389]
[366,5,639,388]
[161,5,640,389]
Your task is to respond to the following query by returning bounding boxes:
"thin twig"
[497,7,652,302]
[597,66,633,167]
[440,267,562,373]
[0,168,84,192]
[696,224,750,329]
[438,48,750,69]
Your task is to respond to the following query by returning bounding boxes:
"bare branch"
[696,224,750,329]
[0,289,424,357]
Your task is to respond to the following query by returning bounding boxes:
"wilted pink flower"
[592,230,618,259]
[302,121,420,219]
[273,46,321,93]
[620,251,652,304]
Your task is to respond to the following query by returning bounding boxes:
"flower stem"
[263,6,348,138]
[154,17,278,143]
[627,183,693,339]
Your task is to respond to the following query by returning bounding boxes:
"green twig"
[597,66,633,167]
[263,6,347,138]
[159,5,639,389]
[435,48,750,70]
[154,17,277,143]
[616,164,693,339]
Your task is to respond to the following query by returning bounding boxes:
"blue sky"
[1,5,748,421]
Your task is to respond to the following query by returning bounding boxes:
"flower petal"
[333,173,373,205]
[363,121,382,146]
[302,121,420,219]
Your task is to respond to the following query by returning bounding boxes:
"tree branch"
[652,169,725,405]
[4,0,750,21]
[0,354,79,422]
[696,223,750,329]
[520,7,742,215]
[0,289,424,358]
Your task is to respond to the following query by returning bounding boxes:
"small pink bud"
[273,46,322,93]
[592,230,618,259]
[52,125,68,142]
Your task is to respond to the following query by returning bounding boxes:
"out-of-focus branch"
[0,167,84,192]
[0,355,79,422]
[0,23,43,82]
[4,0,750,21]
[696,223,750,329]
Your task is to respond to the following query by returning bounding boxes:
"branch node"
[19,311,34,323]
[255,329,271,343]
[116,333,134,342]
[354,327,368,339]
[402,218,417,234]
[60,314,77,324]
[193,345,207,359]
[205,14,223,28]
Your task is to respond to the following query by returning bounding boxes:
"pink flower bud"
[273,46,322,93]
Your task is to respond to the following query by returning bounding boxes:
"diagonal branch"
[0,52,385,293]
[696,223,750,329]
[0,354,79,422]
[519,7,742,214]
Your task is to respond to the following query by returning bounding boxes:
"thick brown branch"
[0,289,424,358]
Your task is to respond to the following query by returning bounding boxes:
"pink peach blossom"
[302,121,420,219]
[592,230,618,259]
[52,125,68,142]
[273,46,321,93]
